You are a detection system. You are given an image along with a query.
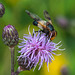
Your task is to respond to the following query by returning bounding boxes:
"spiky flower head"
[0,3,5,17]
[2,24,19,48]
[18,28,65,71]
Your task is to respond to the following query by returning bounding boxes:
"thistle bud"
[0,3,5,17]
[18,57,34,71]
[60,65,69,75]
[55,16,68,28]
[2,24,19,48]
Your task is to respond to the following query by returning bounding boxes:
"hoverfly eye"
[33,21,38,26]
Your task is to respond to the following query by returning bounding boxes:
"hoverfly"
[25,10,57,41]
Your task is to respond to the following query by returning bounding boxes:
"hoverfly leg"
[33,31,40,36]
[34,30,43,33]
[32,30,43,38]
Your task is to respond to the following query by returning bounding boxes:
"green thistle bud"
[2,24,19,48]
[0,3,5,17]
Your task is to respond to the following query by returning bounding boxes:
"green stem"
[10,47,15,75]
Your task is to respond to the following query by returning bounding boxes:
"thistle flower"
[60,65,69,75]
[18,28,65,71]
[2,24,19,48]
[0,3,5,17]
[55,16,68,28]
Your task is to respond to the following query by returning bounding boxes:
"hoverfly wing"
[44,10,52,24]
[25,10,42,21]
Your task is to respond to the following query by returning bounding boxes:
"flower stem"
[10,47,15,75]
[14,67,21,75]
[15,70,20,75]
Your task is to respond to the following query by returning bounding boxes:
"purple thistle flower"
[18,27,65,71]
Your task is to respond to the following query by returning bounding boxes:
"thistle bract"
[2,24,19,47]
[18,57,34,71]
[0,3,5,17]
[18,29,65,71]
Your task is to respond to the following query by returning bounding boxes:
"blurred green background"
[0,0,75,75]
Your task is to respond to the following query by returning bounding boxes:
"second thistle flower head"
[2,24,19,48]
[18,28,65,71]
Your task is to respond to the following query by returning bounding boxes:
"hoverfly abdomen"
[33,20,38,26]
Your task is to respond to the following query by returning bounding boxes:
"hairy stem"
[10,47,15,75]
[15,70,20,75]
